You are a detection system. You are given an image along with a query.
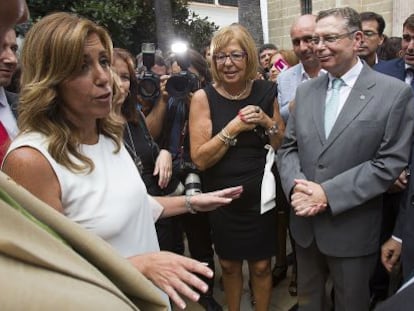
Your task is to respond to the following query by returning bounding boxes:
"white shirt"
[0,87,18,139]
[405,64,414,86]
[327,58,364,119]
[299,62,326,83]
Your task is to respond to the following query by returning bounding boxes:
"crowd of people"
[1,1,414,311]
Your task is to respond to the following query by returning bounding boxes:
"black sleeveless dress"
[202,80,277,260]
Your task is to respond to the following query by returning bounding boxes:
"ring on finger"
[255,107,260,113]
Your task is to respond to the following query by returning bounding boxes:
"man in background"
[358,12,385,67]
[0,28,19,162]
[277,14,324,123]
[258,43,278,73]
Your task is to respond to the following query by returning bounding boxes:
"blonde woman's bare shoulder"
[2,146,62,211]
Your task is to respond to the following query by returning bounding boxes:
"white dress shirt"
[327,58,364,120]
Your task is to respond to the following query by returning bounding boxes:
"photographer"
[158,48,222,311]
[136,52,171,141]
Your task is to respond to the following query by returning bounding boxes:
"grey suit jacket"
[277,63,303,123]
[277,64,414,257]
[0,172,168,310]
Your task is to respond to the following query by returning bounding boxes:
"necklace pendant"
[134,156,144,175]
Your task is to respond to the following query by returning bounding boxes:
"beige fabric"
[0,171,168,311]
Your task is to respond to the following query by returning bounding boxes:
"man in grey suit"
[277,7,414,311]
[277,14,323,123]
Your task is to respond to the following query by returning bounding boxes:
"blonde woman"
[2,12,243,310]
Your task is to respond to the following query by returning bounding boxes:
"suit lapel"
[322,65,374,152]
[395,58,407,81]
[312,74,329,144]
[5,91,18,119]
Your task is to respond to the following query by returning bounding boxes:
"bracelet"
[185,195,197,214]
[265,122,279,136]
[217,128,237,146]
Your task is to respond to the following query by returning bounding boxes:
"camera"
[166,50,201,99]
[137,43,160,101]
[166,70,201,99]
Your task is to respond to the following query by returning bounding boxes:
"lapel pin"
[360,95,365,100]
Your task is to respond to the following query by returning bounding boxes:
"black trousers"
[181,212,216,295]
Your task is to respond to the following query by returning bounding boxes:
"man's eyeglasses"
[311,30,357,45]
[214,51,247,64]
[292,36,313,46]
[363,30,379,38]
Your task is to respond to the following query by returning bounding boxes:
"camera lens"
[139,79,158,97]
[185,173,202,196]
[138,72,160,100]
[166,73,191,98]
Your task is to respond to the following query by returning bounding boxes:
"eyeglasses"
[311,30,357,45]
[363,30,379,38]
[214,51,247,64]
[292,36,313,46]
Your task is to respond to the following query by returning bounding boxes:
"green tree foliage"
[26,0,217,55]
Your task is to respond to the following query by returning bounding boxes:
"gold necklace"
[221,81,250,100]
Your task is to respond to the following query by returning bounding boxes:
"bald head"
[290,14,317,36]
[290,14,319,69]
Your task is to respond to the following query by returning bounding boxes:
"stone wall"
[266,0,413,50]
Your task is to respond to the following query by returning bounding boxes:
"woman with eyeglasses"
[189,23,285,311]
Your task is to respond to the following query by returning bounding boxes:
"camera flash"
[171,42,188,54]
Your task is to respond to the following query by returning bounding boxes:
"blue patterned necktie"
[407,68,414,92]
[325,78,344,138]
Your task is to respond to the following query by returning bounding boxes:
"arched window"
[301,0,312,14]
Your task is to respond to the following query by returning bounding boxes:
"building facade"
[267,0,414,49]
[188,0,238,27]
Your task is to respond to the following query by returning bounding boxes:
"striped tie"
[325,78,344,138]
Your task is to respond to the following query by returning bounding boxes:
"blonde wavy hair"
[19,12,123,173]
[210,23,259,84]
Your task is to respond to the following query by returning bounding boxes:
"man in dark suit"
[0,28,19,162]
[379,13,414,281]
[375,14,414,91]
[277,7,414,311]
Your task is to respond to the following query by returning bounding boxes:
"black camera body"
[166,70,201,99]
[138,71,160,100]
[138,43,160,101]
